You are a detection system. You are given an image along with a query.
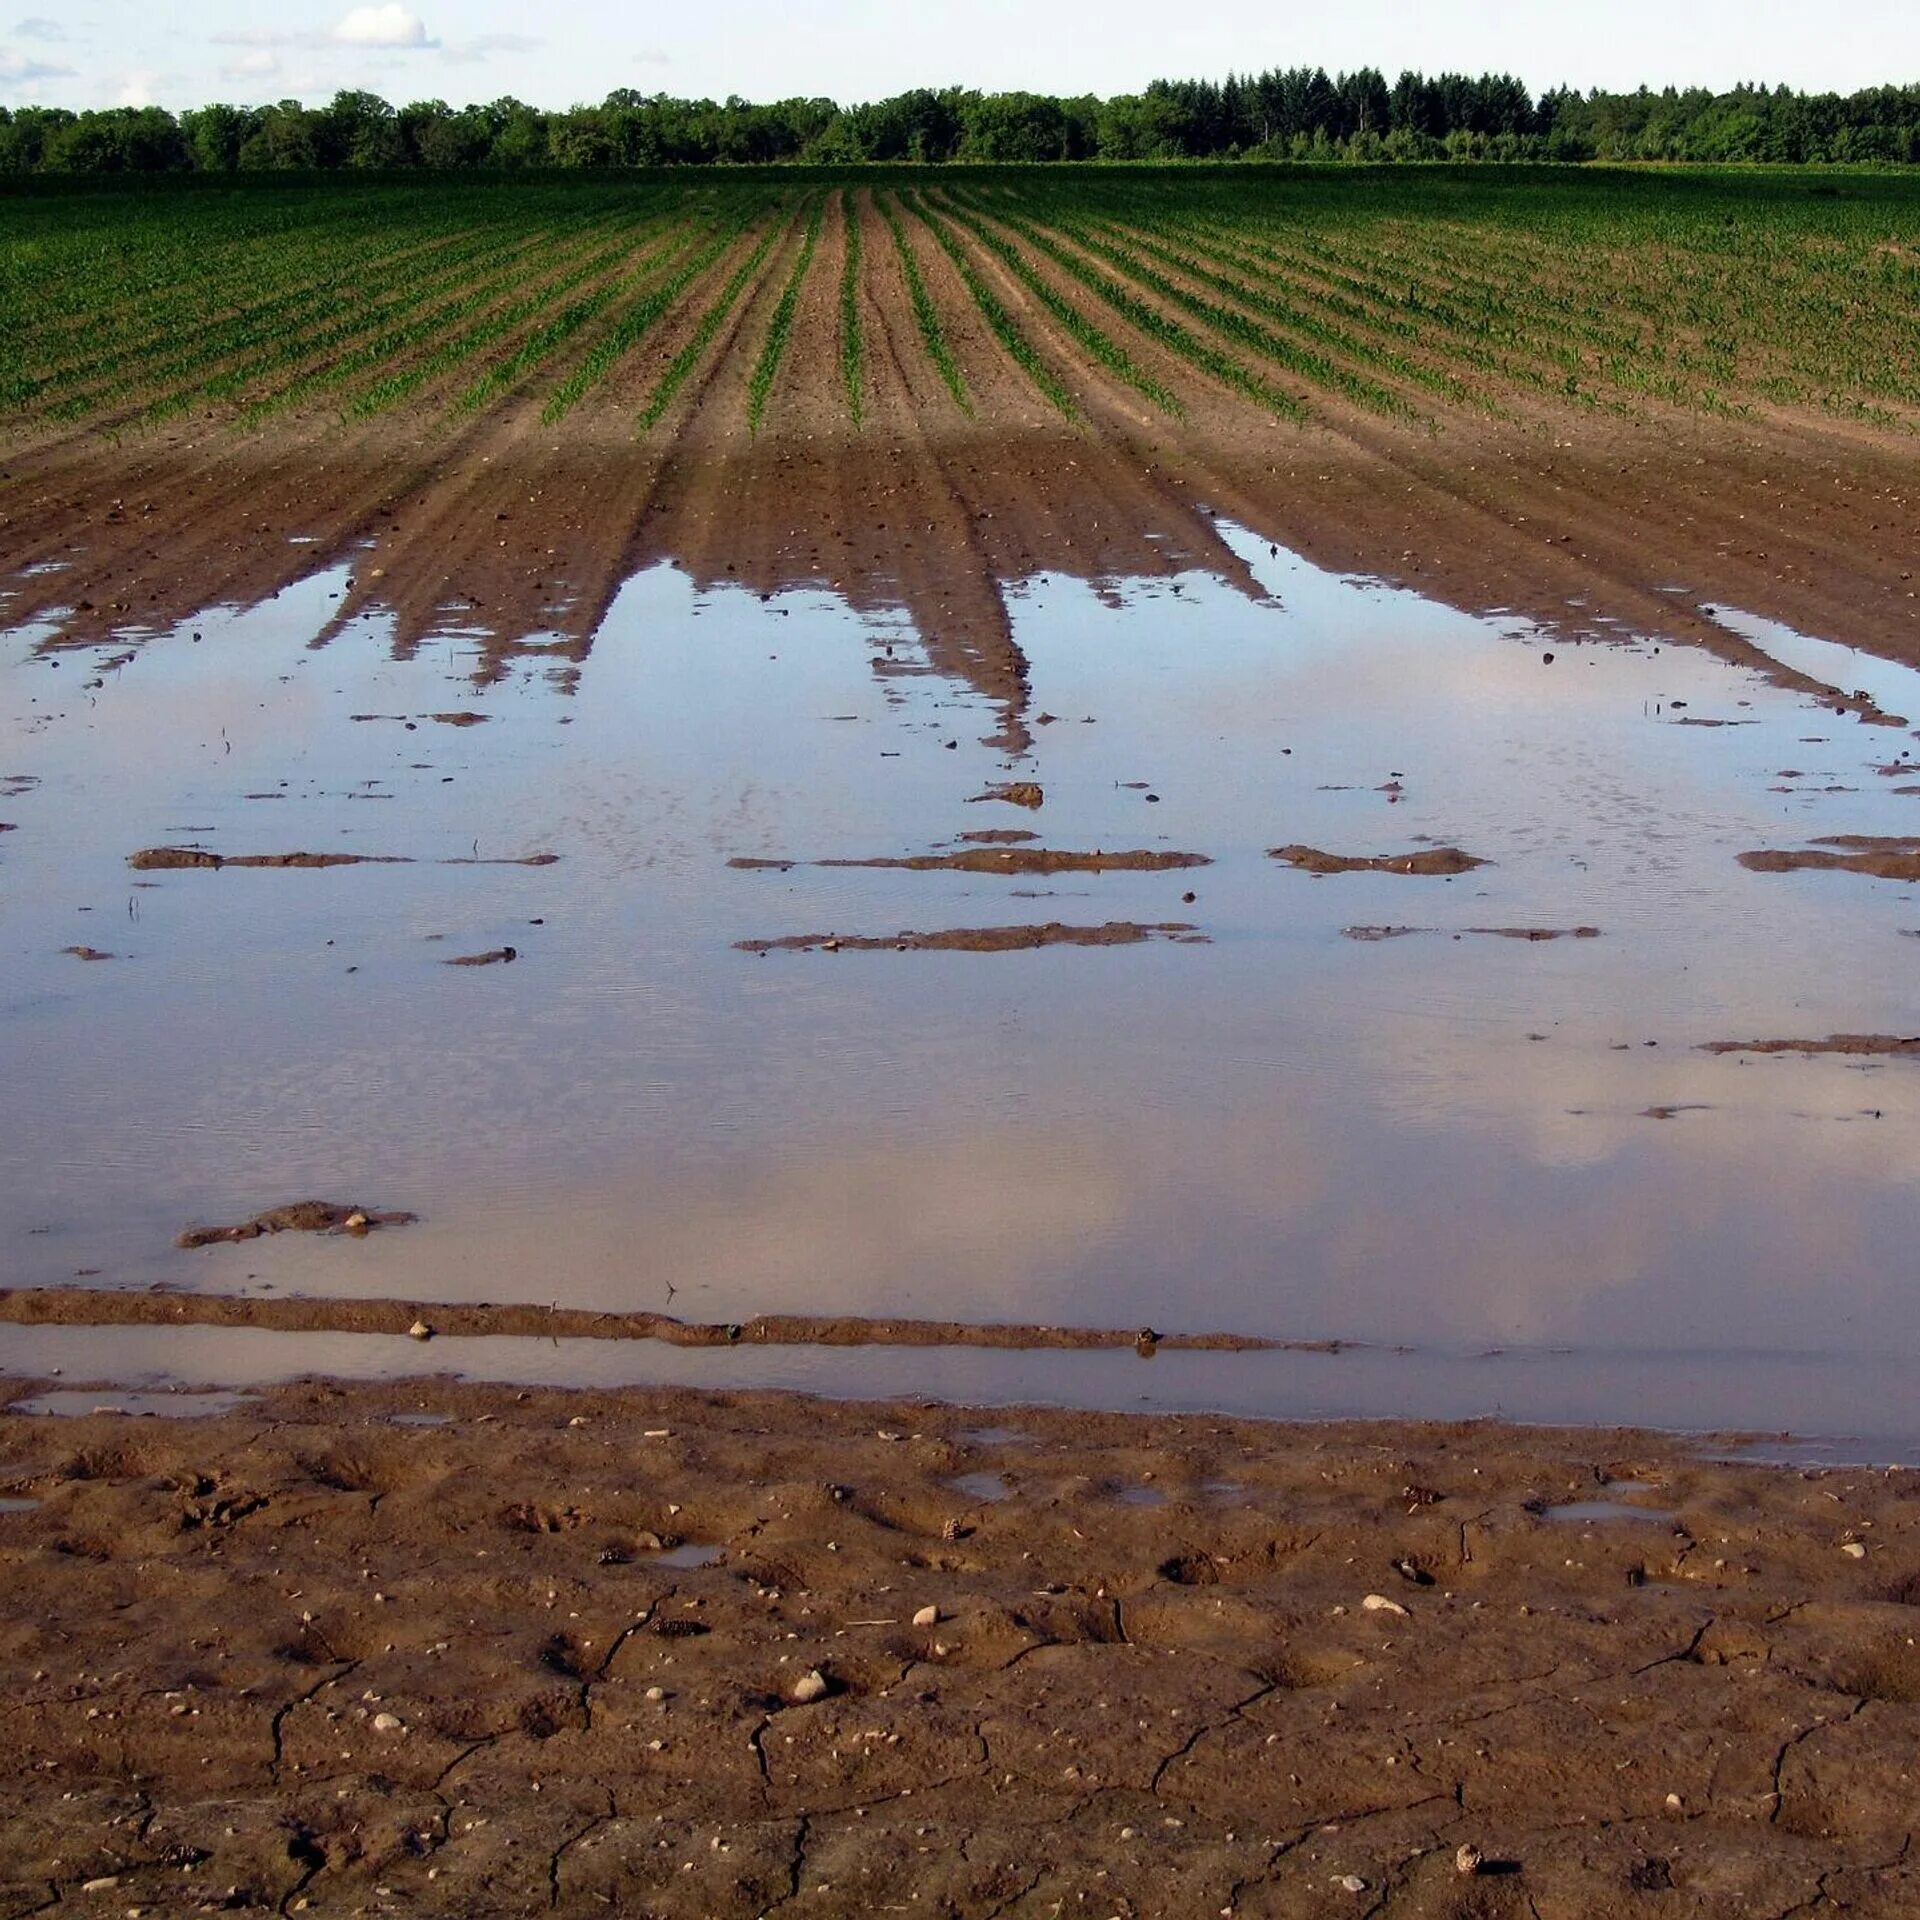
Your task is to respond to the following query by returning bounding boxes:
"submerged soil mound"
[1273,844,1489,876]
[736,921,1204,954]
[175,1201,417,1250]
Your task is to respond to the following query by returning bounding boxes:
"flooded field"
[6,524,1920,1442]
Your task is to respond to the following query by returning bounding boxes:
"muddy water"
[5,531,1920,1440]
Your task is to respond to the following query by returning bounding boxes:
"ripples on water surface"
[4,528,1919,1440]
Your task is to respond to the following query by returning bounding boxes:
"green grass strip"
[876,191,970,417]
[840,187,864,428]
[637,212,789,431]
[541,202,774,426]
[956,194,1306,423]
[907,193,1076,422]
[931,193,1182,419]
[747,195,824,435]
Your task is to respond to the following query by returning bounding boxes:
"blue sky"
[4,0,1917,111]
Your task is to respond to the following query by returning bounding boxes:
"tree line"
[4,70,1919,174]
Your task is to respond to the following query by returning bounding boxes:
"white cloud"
[0,47,74,80]
[116,68,157,106]
[14,15,65,40]
[219,47,279,82]
[439,31,540,66]
[334,5,435,49]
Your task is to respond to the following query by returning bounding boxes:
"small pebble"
[790,1669,830,1705]
[913,1605,940,1628]
[1362,1594,1408,1616]
[1456,1843,1484,1876]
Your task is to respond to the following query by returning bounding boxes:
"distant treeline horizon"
[4,70,1920,174]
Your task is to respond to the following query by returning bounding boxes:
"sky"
[3,0,1917,113]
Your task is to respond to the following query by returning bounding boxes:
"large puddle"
[5,529,1920,1441]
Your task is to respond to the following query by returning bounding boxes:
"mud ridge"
[734,921,1204,955]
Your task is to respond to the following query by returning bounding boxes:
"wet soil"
[127,848,559,871]
[799,849,1209,876]
[1739,839,1920,881]
[173,1204,417,1253]
[5,394,1918,756]
[1343,926,1602,943]
[1700,1036,1920,1059]
[2,1379,1918,1917]
[1272,845,1489,876]
[0,1290,1293,1352]
[735,922,1203,955]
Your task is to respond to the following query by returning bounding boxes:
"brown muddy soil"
[2,1379,1918,1917]
[173,1203,418,1252]
[807,849,1209,876]
[0,1291,1293,1353]
[1700,1036,1920,1059]
[1272,845,1490,877]
[735,921,1203,956]
[6,310,1918,749]
[127,848,412,872]
[127,848,560,871]
[1739,839,1920,881]
[1343,926,1601,943]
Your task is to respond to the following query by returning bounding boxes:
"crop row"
[4,174,1915,446]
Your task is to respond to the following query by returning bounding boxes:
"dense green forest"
[4,70,1919,174]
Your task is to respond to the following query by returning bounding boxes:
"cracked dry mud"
[2,1381,1918,1917]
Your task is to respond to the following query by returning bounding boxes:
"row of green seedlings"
[1109,177,1916,419]
[3,178,476,356]
[839,187,864,427]
[1101,185,1651,410]
[136,215,573,427]
[350,210,697,419]
[1086,194,1522,414]
[542,193,783,425]
[18,185,624,421]
[2,186,408,385]
[462,199,755,417]
[898,192,1077,421]
[1175,210,1586,405]
[1085,206,1470,414]
[747,195,825,433]
[940,187,1307,422]
[1000,186,1422,422]
[243,204,654,427]
[635,208,792,430]
[21,215,511,421]
[924,192,1183,419]
[1246,213,1747,411]
[876,191,970,416]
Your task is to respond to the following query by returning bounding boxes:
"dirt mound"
[1740,838,1920,880]
[1274,844,1489,876]
[736,921,1204,955]
[1701,1034,1920,1057]
[174,1201,417,1251]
